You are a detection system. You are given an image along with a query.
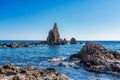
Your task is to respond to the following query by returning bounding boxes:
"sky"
[0,0,120,40]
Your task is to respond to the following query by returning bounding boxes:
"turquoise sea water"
[0,40,120,80]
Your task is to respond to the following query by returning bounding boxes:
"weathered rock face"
[70,37,77,44]
[47,23,67,45]
[0,64,71,80]
[70,41,120,76]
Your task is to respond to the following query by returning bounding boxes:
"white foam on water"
[48,57,66,62]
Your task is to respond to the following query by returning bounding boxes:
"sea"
[0,40,120,80]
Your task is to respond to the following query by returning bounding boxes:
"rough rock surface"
[0,64,71,80]
[48,58,79,68]
[70,41,120,76]
[70,38,77,44]
[47,23,67,45]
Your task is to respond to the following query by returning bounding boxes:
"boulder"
[70,41,120,76]
[70,37,77,44]
[61,38,67,45]
[47,23,67,45]
[3,64,18,72]
[8,43,18,48]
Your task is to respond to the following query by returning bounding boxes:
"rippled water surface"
[0,40,120,80]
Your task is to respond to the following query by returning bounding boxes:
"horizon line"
[0,39,120,41]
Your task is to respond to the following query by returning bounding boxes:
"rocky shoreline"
[0,41,47,48]
[1,41,120,78]
[1,23,120,79]
[49,41,120,77]
[0,64,71,80]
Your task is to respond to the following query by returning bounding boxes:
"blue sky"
[0,0,120,40]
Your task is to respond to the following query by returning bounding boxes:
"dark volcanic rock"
[70,37,77,44]
[0,64,71,80]
[47,23,67,45]
[70,41,120,76]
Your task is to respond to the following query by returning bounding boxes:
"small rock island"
[70,41,120,76]
[47,23,67,45]
[70,37,77,44]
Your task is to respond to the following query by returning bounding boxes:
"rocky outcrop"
[47,23,67,45]
[0,41,47,48]
[70,37,77,44]
[70,41,120,76]
[48,58,79,68]
[0,64,71,80]
[62,38,67,44]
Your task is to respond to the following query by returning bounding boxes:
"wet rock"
[0,64,71,80]
[47,23,67,45]
[3,64,17,71]
[70,41,120,76]
[110,62,120,71]
[46,68,56,72]
[70,37,77,44]
[48,58,80,68]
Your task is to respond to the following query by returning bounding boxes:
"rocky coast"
[49,41,120,76]
[1,23,120,79]
[0,41,47,48]
[0,64,71,80]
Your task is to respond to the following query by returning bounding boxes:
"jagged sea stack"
[47,23,67,45]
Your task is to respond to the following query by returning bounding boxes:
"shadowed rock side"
[70,38,77,44]
[0,64,71,80]
[47,23,67,45]
[70,41,120,76]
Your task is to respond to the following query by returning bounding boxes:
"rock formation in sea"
[0,64,71,80]
[70,37,77,44]
[49,41,120,76]
[70,41,120,76]
[0,41,47,48]
[47,23,67,45]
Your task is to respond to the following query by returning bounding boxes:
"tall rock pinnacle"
[47,23,67,45]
